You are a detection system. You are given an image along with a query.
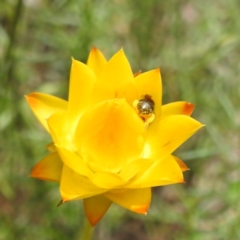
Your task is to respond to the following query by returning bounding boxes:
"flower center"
[132,94,155,127]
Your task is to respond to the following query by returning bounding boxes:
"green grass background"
[0,0,239,239]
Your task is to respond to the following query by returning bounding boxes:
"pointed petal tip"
[87,216,101,227]
[117,48,125,55]
[171,178,185,185]
[131,204,149,214]
[29,162,45,179]
[177,176,186,184]
[184,102,195,115]
[84,195,112,227]
[91,46,97,52]
[71,57,77,63]
[29,171,42,180]
[198,122,206,129]
[25,92,37,104]
[30,165,39,178]
[190,118,205,130]
[90,46,102,54]
[174,156,190,172]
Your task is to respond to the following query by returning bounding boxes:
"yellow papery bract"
[127,155,184,189]
[91,49,137,105]
[105,188,151,214]
[143,115,204,159]
[174,156,190,172]
[26,48,204,225]
[30,152,63,182]
[56,147,93,177]
[87,47,107,77]
[84,195,112,226]
[60,165,107,202]
[68,58,96,121]
[120,158,155,181]
[90,172,127,189]
[47,112,75,148]
[161,101,195,116]
[25,92,67,132]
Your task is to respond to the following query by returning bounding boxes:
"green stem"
[79,217,94,240]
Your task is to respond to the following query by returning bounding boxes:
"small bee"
[133,94,155,127]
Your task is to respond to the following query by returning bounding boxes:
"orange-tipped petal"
[92,49,137,105]
[84,195,112,226]
[143,115,204,159]
[25,92,67,132]
[127,155,184,189]
[30,152,63,182]
[105,188,151,214]
[60,165,106,202]
[161,102,195,116]
[74,99,145,173]
[87,47,107,77]
[174,156,189,172]
[68,58,96,119]
[134,69,162,117]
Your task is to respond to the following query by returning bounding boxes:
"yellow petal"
[25,92,67,132]
[91,49,137,105]
[104,188,151,214]
[30,152,63,182]
[90,172,126,189]
[60,165,106,202]
[56,147,93,177]
[161,102,195,116]
[120,158,155,182]
[47,112,75,149]
[83,195,112,226]
[74,99,145,173]
[134,69,162,117]
[143,115,204,159]
[127,155,184,189]
[87,47,107,77]
[174,156,189,172]
[68,58,96,119]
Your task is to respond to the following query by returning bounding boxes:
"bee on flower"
[132,94,155,127]
[25,48,203,226]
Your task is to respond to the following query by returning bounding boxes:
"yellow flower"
[25,48,203,226]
